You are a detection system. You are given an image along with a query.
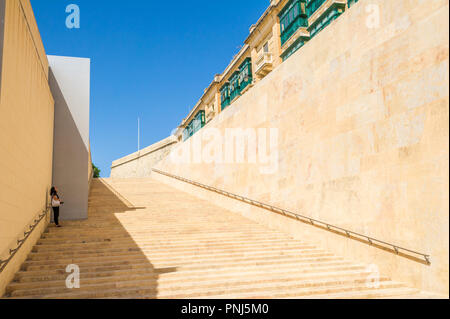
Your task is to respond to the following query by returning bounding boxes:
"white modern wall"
[48,55,91,220]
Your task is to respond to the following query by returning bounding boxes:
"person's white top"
[52,196,61,208]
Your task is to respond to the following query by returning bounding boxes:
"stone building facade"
[179,0,361,139]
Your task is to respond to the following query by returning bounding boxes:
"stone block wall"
[0,0,54,296]
[155,0,449,295]
[111,136,178,178]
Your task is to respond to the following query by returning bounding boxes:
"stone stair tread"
[15,256,347,281]
[9,277,402,299]
[294,287,421,299]
[9,263,368,292]
[28,244,320,259]
[22,250,334,267]
[9,268,378,292]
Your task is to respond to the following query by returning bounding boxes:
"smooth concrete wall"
[0,0,54,296]
[48,56,91,221]
[155,0,449,295]
[111,136,178,178]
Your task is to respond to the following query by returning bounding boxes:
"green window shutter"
[229,71,241,101]
[238,58,252,92]
[191,110,206,136]
[308,4,344,39]
[348,0,359,8]
[279,0,308,46]
[306,0,328,17]
[220,83,230,110]
[182,128,189,141]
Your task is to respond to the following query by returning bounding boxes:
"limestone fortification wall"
[0,0,55,295]
[111,136,178,178]
[155,0,449,295]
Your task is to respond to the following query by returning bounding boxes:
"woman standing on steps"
[50,187,64,228]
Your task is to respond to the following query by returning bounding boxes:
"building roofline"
[180,43,250,129]
[180,74,221,127]
[244,5,276,44]
[179,0,278,130]
[220,44,251,81]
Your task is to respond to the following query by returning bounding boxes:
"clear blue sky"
[31,0,268,177]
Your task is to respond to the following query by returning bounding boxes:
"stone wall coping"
[111,136,178,168]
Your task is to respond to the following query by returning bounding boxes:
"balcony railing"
[309,6,343,38]
[280,15,309,46]
[221,98,230,110]
[306,0,328,16]
[307,0,346,38]
[255,52,273,77]
[348,0,359,8]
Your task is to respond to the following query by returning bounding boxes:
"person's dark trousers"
[53,207,60,226]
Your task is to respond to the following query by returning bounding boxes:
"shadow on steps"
[5,179,177,299]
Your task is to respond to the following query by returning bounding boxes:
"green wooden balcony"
[238,58,252,93]
[307,0,346,39]
[192,110,205,133]
[308,0,346,39]
[183,110,206,141]
[348,0,359,8]
[182,128,190,141]
[182,122,193,141]
[229,71,241,101]
[220,83,231,111]
[224,58,253,106]
[281,37,307,61]
[279,0,308,46]
[306,0,328,16]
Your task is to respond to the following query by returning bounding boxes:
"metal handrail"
[152,168,431,265]
[0,205,51,274]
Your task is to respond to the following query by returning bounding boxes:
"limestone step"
[377,291,448,299]
[22,251,334,271]
[7,265,374,297]
[28,245,318,261]
[8,272,393,298]
[22,257,357,283]
[36,231,286,245]
[9,279,408,299]
[39,228,281,239]
[294,287,421,299]
[14,256,348,283]
[153,279,410,299]
[35,233,292,248]
[182,284,419,300]
[27,243,320,261]
[21,250,336,272]
[41,227,285,235]
[32,237,305,253]
[19,254,342,277]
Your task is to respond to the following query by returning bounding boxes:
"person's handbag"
[52,197,61,207]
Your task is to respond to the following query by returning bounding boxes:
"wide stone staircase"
[2,178,429,299]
